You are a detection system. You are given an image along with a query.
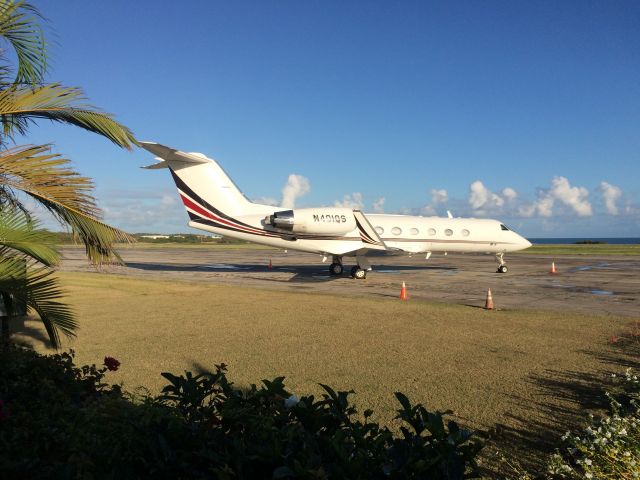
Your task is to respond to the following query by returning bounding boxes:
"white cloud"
[161,194,177,206]
[518,188,554,217]
[280,174,310,209]
[549,176,592,216]
[535,192,554,217]
[430,188,448,205]
[420,205,437,216]
[371,197,385,213]
[334,192,364,209]
[599,181,622,215]
[469,180,505,211]
[518,176,592,218]
[517,204,535,218]
[502,187,517,201]
[99,189,187,232]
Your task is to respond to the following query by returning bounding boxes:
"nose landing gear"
[495,253,508,273]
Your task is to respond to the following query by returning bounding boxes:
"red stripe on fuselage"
[179,193,272,236]
[178,192,364,243]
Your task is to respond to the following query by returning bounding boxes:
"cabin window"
[445,229,453,236]
[500,224,510,231]
[461,229,470,237]
[410,227,419,235]
[428,228,436,236]
[391,227,402,236]
[375,226,384,235]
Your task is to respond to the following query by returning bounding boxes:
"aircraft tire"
[497,265,508,274]
[351,266,367,279]
[330,263,343,276]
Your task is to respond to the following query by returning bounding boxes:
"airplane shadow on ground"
[483,345,640,477]
[124,262,456,283]
[286,264,456,283]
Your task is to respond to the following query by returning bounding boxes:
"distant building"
[140,235,170,239]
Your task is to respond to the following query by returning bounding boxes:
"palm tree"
[0,0,137,347]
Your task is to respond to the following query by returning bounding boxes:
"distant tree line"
[47,231,250,245]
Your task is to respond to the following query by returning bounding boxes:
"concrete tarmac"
[60,246,640,317]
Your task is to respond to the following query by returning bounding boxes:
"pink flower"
[103,356,121,372]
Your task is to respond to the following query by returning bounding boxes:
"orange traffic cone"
[268,259,272,270]
[549,262,557,274]
[484,289,494,310]
[400,281,408,300]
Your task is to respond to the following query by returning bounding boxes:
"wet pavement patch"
[569,263,611,272]
[589,289,614,296]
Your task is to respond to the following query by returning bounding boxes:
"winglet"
[140,141,211,165]
[353,210,388,250]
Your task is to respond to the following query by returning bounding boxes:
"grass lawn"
[14,271,633,474]
[522,244,640,255]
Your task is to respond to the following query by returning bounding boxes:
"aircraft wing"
[353,210,388,251]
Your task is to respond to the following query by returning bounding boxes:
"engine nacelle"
[266,208,356,235]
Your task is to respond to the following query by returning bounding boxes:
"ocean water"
[530,238,639,245]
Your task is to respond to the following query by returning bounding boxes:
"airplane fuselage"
[140,141,532,277]
[188,212,529,257]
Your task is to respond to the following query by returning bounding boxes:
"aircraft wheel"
[329,263,343,276]
[351,266,367,279]
[497,265,508,274]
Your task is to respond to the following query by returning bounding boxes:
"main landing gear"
[328,255,368,279]
[495,252,508,274]
[350,266,367,279]
[329,261,343,276]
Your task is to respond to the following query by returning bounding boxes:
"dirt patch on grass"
[14,271,633,474]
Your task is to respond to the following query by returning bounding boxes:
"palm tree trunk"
[1,314,8,343]
[0,292,13,343]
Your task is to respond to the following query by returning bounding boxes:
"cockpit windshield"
[500,224,510,231]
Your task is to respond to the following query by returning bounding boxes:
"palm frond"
[0,207,59,265]
[0,184,30,217]
[0,0,46,85]
[32,194,131,265]
[0,144,134,264]
[0,84,138,149]
[0,144,98,216]
[0,256,76,348]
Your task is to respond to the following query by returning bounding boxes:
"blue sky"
[25,1,640,237]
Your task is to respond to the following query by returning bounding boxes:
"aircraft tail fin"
[140,141,253,217]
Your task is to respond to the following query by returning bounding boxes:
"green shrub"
[0,345,483,479]
[543,369,640,479]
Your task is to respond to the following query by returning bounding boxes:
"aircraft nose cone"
[523,237,532,248]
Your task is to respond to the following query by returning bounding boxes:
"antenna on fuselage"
[446,210,453,219]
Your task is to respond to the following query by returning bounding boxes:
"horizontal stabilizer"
[141,158,169,169]
[140,141,211,164]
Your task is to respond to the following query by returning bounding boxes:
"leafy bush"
[0,345,483,479]
[542,369,640,479]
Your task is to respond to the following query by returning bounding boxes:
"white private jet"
[140,142,532,279]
